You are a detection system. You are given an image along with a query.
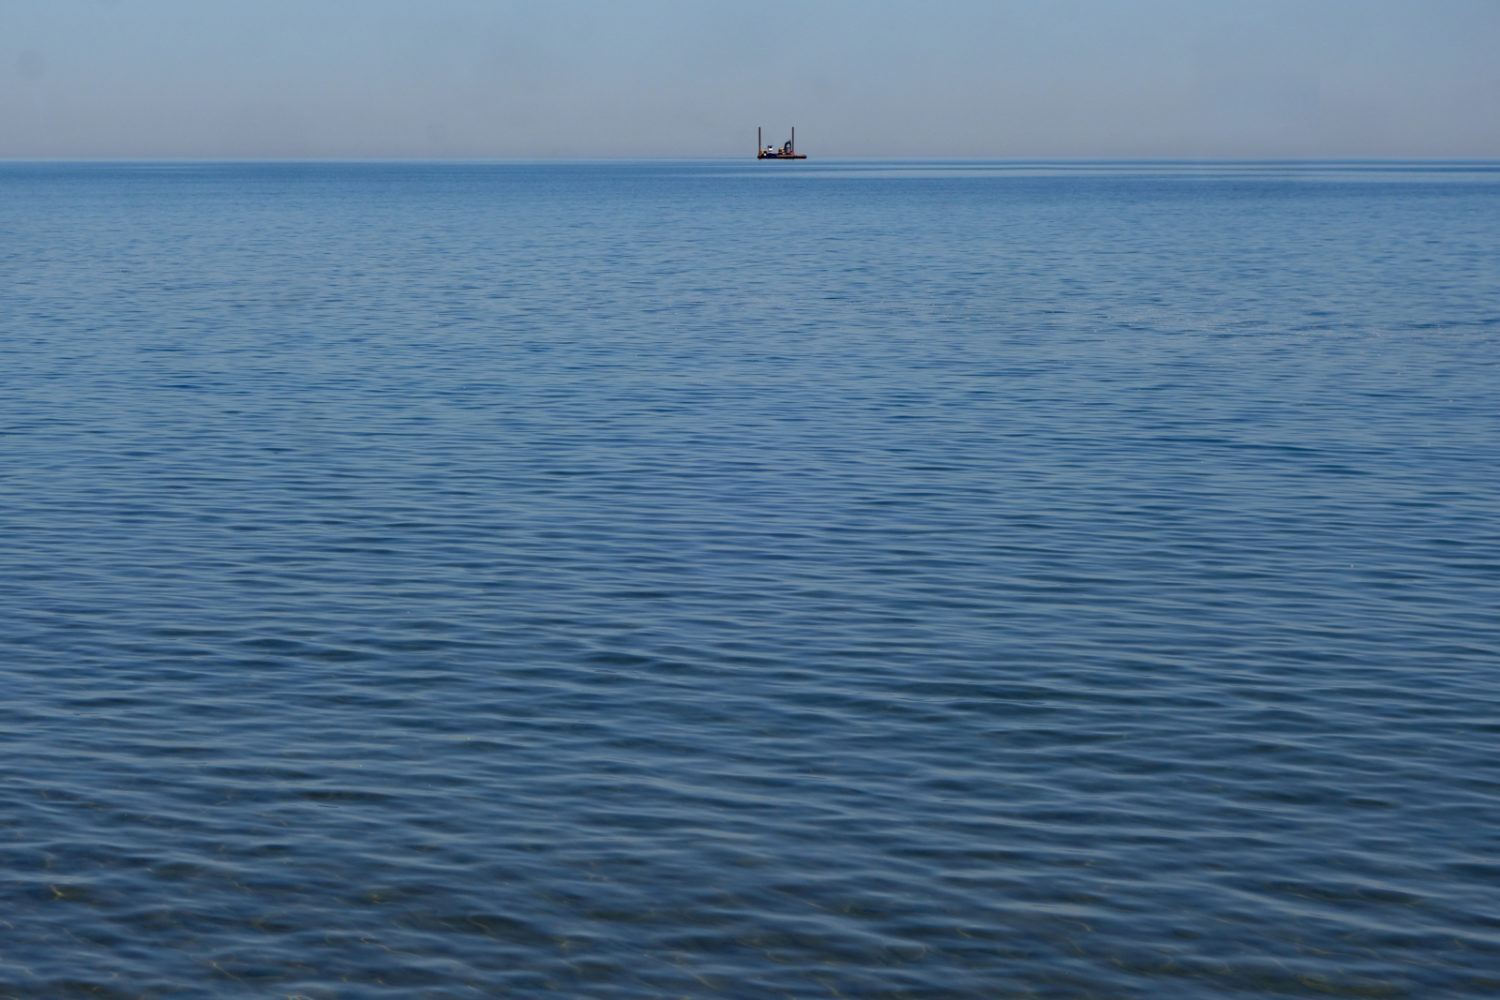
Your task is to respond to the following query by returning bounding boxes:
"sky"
[4,0,1499,159]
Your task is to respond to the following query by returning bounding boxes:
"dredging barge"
[757,127,806,160]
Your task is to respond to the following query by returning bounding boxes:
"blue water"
[2,161,1498,998]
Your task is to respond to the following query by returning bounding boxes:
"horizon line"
[5,155,1500,165]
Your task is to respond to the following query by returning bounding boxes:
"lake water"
[2,161,1498,998]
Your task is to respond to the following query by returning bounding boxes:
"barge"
[758,127,806,160]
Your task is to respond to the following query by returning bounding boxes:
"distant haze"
[5,0,1499,159]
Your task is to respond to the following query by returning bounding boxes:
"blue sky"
[5,0,1499,158]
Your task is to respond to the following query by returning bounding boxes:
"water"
[2,161,1498,998]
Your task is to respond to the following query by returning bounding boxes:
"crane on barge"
[757,127,806,160]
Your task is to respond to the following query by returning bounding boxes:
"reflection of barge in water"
[757,126,806,160]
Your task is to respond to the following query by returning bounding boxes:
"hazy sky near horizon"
[5,0,1499,159]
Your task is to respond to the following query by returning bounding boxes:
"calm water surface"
[2,161,1498,998]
